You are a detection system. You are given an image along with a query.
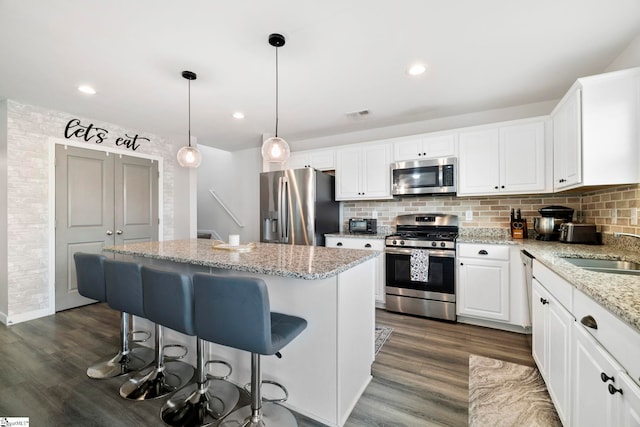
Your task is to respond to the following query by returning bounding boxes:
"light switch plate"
[631,208,638,226]
[465,210,473,220]
[372,210,378,219]
[612,208,618,225]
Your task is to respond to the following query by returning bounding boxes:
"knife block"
[511,219,528,239]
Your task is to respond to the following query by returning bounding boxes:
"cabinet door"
[546,291,574,426]
[458,129,500,195]
[335,147,363,199]
[457,257,509,321]
[361,144,392,198]
[620,373,640,427]
[393,136,423,161]
[573,323,621,427]
[531,280,547,375]
[553,88,582,190]
[286,152,311,169]
[287,149,335,170]
[423,133,456,159]
[499,122,546,193]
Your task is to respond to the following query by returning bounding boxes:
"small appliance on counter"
[348,218,377,234]
[558,223,599,244]
[510,208,528,239]
[534,205,574,241]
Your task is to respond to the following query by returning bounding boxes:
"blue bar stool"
[73,252,152,379]
[119,265,195,400]
[193,274,308,427]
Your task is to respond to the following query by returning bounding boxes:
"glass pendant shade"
[261,136,290,163]
[177,145,202,168]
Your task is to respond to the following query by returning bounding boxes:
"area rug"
[468,354,561,427]
[374,325,393,356]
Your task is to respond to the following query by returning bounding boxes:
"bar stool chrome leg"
[119,324,194,400]
[161,338,239,426]
[87,312,154,379]
[220,353,297,427]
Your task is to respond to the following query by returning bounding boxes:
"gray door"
[55,145,158,311]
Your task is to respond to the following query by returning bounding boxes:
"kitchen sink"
[562,257,640,275]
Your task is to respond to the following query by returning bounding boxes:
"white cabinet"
[286,149,335,171]
[393,132,456,162]
[457,244,510,322]
[531,277,574,426]
[458,119,548,196]
[325,236,385,306]
[335,143,392,200]
[573,323,623,426]
[551,67,640,191]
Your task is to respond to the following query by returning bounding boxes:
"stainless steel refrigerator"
[260,168,339,246]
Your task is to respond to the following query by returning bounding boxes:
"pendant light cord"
[188,78,192,148]
[274,46,279,138]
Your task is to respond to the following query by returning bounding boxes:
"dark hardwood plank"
[0,305,533,427]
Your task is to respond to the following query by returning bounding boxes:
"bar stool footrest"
[205,359,232,380]
[243,379,289,403]
[129,329,151,343]
[162,343,188,361]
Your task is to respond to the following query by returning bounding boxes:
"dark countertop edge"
[103,246,380,280]
[325,233,388,239]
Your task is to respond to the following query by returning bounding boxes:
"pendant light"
[176,70,202,168]
[261,33,291,163]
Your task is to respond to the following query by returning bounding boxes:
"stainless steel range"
[385,213,458,321]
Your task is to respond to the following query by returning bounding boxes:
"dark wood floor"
[0,304,533,427]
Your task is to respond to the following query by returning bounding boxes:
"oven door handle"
[385,247,456,258]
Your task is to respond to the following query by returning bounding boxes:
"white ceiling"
[1,0,639,152]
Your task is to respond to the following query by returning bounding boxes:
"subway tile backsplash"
[343,183,640,250]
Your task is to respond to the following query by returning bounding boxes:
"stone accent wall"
[4,100,183,321]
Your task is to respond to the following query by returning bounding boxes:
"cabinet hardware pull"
[106,230,113,236]
[116,230,123,235]
[608,384,623,395]
[460,262,464,266]
[601,372,615,383]
[501,185,505,189]
[581,315,598,330]
[478,250,488,255]
[494,186,499,189]
[364,243,371,248]
[540,297,549,305]
[337,242,343,246]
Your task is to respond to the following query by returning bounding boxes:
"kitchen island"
[103,239,380,427]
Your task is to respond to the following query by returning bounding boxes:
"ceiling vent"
[345,109,371,120]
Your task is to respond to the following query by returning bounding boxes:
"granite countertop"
[521,240,640,334]
[104,239,379,280]
[456,236,520,245]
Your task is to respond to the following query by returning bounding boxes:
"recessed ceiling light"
[233,112,245,119]
[407,64,427,76]
[78,85,96,95]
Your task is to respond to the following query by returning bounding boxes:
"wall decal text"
[64,118,150,151]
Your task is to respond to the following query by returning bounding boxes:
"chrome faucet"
[614,232,640,239]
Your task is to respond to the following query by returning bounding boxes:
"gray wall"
[0,100,7,319]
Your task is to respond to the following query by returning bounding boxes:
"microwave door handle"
[438,165,444,188]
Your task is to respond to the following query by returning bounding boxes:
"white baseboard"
[0,310,7,326]
[5,307,55,326]
[457,315,532,334]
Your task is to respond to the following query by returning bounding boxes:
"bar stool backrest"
[141,265,196,336]
[73,252,107,302]
[104,259,145,317]
[193,274,272,355]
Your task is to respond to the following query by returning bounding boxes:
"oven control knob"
[440,242,446,248]
[392,240,397,245]
[431,241,437,247]
[400,240,405,246]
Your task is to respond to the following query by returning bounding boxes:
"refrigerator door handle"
[281,176,289,242]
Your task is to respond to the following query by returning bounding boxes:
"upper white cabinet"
[286,148,335,171]
[393,132,457,162]
[458,118,549,196]
[551,67,640,191]
[335,143,392,200]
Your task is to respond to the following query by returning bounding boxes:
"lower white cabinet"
[325,236,385,306]
[532,260,640,427]
[531,278,574,426]
[457,244,510,322]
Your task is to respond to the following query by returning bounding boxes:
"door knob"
[106,230,113,236]
[116,230,123,235]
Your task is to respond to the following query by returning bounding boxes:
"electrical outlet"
[371,210,378,219]
[631,208,638,226]
[465,210,473,221]
[612,208,618,225]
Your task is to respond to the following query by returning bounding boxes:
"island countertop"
[103,239,380,280]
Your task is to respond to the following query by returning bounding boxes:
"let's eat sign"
[63,118,150,151]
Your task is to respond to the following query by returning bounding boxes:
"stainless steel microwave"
[391,157,457,196]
